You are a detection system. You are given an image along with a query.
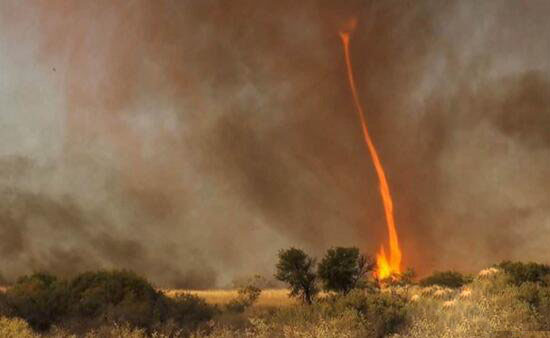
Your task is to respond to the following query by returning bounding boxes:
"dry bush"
[401,272,538,338]
[83,323,148,338]
[253,309,368,338]
[478,267,500,278]
[197,290,408,338]
[0,317,36,338]
[225,285,262,313]
[197,309,368,338]
[517,282,550,330]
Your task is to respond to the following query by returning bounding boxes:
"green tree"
[317,247,374,294]
[274,248,318,304]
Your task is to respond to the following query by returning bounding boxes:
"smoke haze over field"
[0,1,549,287]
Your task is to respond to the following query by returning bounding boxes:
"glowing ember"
[339,23,402,280]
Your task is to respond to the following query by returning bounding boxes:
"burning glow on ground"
[339,21,402,280]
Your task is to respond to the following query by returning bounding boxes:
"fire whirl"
[339,24,402,280]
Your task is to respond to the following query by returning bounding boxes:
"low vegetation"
[224,284,261,313]
[497,260,550,286]
[0,270,217,336]
[1,255,550,337]
[419,270,472,288]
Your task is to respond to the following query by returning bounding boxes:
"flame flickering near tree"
[339,22,402,280]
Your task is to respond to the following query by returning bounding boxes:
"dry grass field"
[162,288,297,307]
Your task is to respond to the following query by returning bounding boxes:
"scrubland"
[2,263,550,337]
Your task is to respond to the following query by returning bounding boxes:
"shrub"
[83,322,148,338]
[67,270,217,333]
[2,270,217,335]
[363,292,408,337]
[67,270,169,329]
[248,290,408,338]
[317,247,374,294]
[397,268,417,286]
[225,285,261,313]
[498,261,550,286]
[419,271,471,288]
[0,291,11,317]
[517,282,550,330]
[243,308,368,338]
[5,273,70,331]
[323,290,408,337]
[169,293,218,333]
[406,273,538,337]
[0,317,35,338]
[274,248,318,304]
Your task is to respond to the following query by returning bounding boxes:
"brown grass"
[161,288,296,307]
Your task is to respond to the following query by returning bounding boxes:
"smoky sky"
[0,1,549,287]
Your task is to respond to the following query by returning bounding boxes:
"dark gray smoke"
[0,1,549,287]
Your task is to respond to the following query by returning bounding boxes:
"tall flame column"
[339,30,402,280]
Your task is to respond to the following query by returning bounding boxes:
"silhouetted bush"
[317,247,374,294]
[498,261,550,286]
[419,270,471,288]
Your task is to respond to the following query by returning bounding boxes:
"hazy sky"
[0,1,549,287]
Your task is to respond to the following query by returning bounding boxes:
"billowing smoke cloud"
[0,1,549,287]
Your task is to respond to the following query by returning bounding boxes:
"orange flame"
[339,25,402,280]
